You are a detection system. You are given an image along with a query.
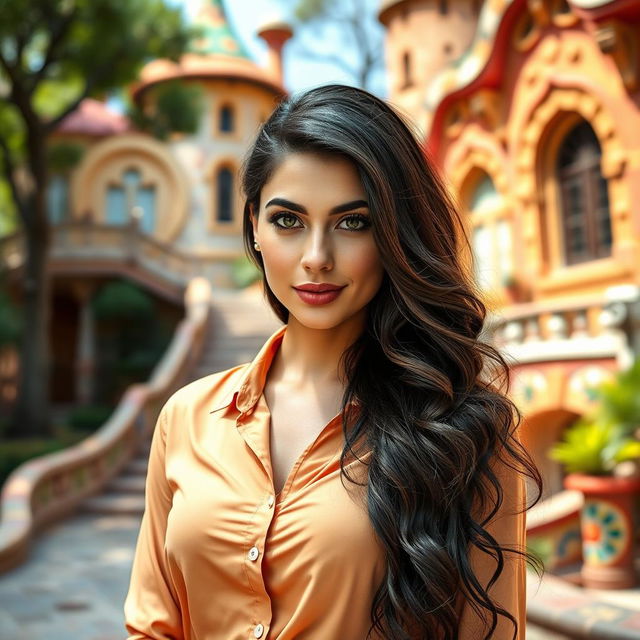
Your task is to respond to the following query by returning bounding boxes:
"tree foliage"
[127,81,204,140]
[0,0,194,436]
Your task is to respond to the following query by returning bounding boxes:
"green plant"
[0,426,91,488]
[501,272,519,288]
[550,358,640,475]
[526,536,554,567]
[92,280,154,321]
[231,255,261,288]
[67,405,114,433]
[549,418,640,475]
[590,358,640,436]
[46,142,84,172]
[126,81,204,141]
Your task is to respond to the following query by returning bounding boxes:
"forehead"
[261,152,366,203]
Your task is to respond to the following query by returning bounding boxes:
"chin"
[289,312,345,331]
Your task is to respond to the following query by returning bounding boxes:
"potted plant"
[501,272,529,304]
[550,358,640,589]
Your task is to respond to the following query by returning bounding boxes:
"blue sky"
[175,0,387,97]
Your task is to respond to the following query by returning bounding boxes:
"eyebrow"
[265,197,369,216]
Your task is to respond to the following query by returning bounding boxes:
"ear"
[249,203,259,240]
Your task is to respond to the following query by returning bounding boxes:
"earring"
[254,241,260,251]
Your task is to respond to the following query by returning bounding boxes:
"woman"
[124,84,542,640]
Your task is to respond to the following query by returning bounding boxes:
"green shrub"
[231,254,261,288]
[92,280,154,321]
[67,405,113,432]
[549,357,640,476]
[527,536,554,568]
[591,358,640,436]
[0,428,88,487]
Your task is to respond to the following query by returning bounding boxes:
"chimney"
[257,20,293,86]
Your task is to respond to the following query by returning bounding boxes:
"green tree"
[0,0,194,438]
[292,0,385,92]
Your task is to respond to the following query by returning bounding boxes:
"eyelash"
[266,212,371,232]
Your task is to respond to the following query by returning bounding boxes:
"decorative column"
[71,282,96,406]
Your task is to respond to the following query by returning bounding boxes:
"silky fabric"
[124,323,527,639]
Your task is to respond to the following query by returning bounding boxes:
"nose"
[300,229,334,272]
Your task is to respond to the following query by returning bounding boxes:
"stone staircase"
[79,285,282,516]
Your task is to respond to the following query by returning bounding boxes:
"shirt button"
[253,623,264,638]
[248,546,259,561]
[267,495,274,508]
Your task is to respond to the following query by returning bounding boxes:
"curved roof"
[55,98,130,136]
[188,0,250,58]
[132,0,284,100]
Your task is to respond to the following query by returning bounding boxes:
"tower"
[378,0,481,134]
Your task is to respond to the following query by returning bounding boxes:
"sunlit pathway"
[0,508,571,639]
[0,285,571,639]
[0,512,140,639]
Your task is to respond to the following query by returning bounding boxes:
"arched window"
[47,174,69,224]
[105,168,156,234]
[402,51,413,88]
[557,120,612,265]
[219,104,234,133]
[216,167,233,222]
[468,173,513,291]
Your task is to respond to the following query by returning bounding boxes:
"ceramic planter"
[564,473,640,589]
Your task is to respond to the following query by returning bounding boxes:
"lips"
[293,284,345,293]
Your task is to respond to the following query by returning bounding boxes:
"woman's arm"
[124,403,184,639]
[456,451,528,640]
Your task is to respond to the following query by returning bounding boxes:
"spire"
[189,0,250,59]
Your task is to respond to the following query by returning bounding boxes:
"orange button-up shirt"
[124,323,526,639]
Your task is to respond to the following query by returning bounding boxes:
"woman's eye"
[268,212,301,229]
[268,212,371,232]
[339,214,371,231]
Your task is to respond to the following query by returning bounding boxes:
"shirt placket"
[235,402,276,639]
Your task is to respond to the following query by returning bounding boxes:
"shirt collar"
[209,323,362,417]
[210,323,288,416]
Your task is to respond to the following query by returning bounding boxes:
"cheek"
[260,238,296,283]
[345,242,383,283]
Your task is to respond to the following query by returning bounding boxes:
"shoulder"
[160,363,250,420]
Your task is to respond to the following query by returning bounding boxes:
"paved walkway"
[0,286,611,639]
[0,508,571,639]
[0,512,140,639]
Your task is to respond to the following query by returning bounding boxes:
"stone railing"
[0,277,212,574]
[483,284,640,369]
[0,221,202,288]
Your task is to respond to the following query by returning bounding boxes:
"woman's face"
[250,152,385,331]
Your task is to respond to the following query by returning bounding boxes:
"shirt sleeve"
[456,449,527,640]
[124,403,184,639]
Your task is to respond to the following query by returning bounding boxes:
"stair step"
[79,493,146,515]
[126,458,150,476]
[105,475,147,494]
[74,291,280,517]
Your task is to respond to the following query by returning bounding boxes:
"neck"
[270,311,366,389]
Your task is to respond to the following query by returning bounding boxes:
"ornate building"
[3,0,640,499]
[379,0,640,496]
[49,0,291,290]
[1,0,293,407]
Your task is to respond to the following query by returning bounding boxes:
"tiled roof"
[133,0,284,99]
[56,98,130,136]
[188,0,250,58]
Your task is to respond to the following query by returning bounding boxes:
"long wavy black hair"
[239,83,543,640]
